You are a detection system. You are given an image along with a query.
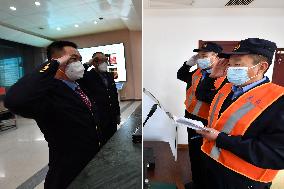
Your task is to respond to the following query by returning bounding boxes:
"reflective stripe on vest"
[202,82,284,183]
[184,69,225,120]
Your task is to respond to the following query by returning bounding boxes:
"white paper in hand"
[175,117,209,131]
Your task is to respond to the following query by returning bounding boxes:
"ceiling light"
[94,21,98,24]
[10,6,16,11]
[0,172,5,178]
[74,24,79,27]
[56,27,61,31]
[35,1,41,6]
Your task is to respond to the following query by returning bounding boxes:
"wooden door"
[272,48,284,87]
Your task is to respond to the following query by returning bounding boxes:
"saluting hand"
[87,57,95,65]
[209,58,229,78]
[186,54,198,66]
[196,128,220,141]
[54,55,72,66]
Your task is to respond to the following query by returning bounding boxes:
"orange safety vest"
[202,82,284,183]
[184,69,225,120]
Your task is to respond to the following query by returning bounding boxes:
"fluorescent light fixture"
[56,27,61,31]
[35,1,41,6]
[10,6,16,11]
[74,24,79,27]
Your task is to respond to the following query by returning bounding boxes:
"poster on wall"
[78,43,126,82]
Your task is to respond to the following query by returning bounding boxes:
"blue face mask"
[227,64,260,86]
[197,58,211,69]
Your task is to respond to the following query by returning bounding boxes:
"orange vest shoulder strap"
[208,83,233,127]
[214,76,226,89]
[191,69,202,91]
[193,68,202,76]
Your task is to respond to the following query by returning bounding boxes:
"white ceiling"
[0,0,142,47]
[144,0,284,9]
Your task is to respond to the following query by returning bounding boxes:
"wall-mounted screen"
[0,57,24,87]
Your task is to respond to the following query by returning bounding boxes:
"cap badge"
[234,44,240,51]
[40,63,50,73]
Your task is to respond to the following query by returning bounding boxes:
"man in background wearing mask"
[177,42,226,189]
[197,38,284,189]
[4,41,102,189]
[78,52,120,145]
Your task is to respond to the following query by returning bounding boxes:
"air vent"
[225,0,255,6]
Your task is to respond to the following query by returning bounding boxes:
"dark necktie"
[75,86,92,111]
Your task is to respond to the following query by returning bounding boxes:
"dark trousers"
[185,110,208,189]
[187,129,205,189]
[100,121,117,146]
[201,153,272,189]
[44,149,95,189]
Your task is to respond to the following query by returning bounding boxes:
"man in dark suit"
[78,52,120,145]
[4,41,103,189]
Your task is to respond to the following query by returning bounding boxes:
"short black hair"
[46,41,78,61]
[92,51,104,58]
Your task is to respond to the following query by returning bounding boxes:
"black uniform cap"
[219,38,277,64]
[193,42,223,54]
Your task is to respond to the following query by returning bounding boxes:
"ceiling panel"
[0,25,52,47]
[0,0,141,47]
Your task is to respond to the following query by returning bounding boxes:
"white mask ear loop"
[248,62,261,69]
[248,62,262,80]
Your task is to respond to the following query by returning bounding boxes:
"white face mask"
[227,63,261,86]
[197,58,210,69]
[98,62,108,72]
[197,57,214,70]
[65,61,85,81]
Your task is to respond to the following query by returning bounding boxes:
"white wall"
[143,8,284,144]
